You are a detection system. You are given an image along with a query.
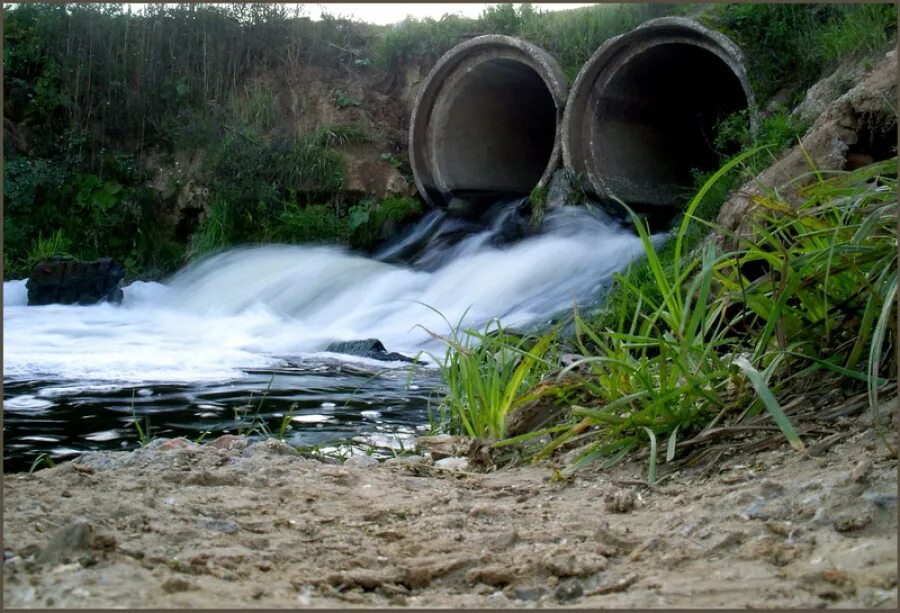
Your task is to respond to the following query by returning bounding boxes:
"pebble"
[161,576,194,594]
[434,456,469,471]
[344,455,379,468]
[157,438,195,452]
[206,434,248,450]
[603,488,637,513]
[831,508,873,532]
[466,564,514,587]
[554,578,584,602]
[197,519,241,534]
[36,517,93,565]
[505,585,548,602]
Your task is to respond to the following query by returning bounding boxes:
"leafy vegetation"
[703,3,897,103]
[424,310,559,440]
[4,3,893,281]
[438,156,897,476]
[3,3,396,279]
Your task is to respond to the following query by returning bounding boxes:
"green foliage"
[706,3,897,104]
[332,89,360,108]
[375,3,670,77]
[714,107,810,174]
[350,196,424,251]
[427,311,559,440]
[273,201,350,245]
[25,229,72,271]
[437,156,897,476]
[131,391,154,447]
[28,453,56,474]
[376,13,476,70]
[528,185,547,228]
[188,195,232,259]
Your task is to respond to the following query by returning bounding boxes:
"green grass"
[437,155,897,477]
[131,390,155,447]
[423,308,559,440]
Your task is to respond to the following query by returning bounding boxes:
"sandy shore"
[3,414,897,608]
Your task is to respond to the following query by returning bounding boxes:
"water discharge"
[3,200,656,470]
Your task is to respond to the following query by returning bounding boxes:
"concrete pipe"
[562,17,755,211]
[409,35,568,213]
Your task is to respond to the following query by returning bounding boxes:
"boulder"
[716,49,897,247]
[324,338,424,364]
[26,257,125,306]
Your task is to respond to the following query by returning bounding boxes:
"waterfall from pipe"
[3,200,654,386]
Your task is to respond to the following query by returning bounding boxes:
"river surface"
[3,200,654,471]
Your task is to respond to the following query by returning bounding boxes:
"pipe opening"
[436,59,557,201]
[589,44,749,208]
[563,18,755,215]
[410,36,567,213]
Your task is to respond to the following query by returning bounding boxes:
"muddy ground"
[3,410,897,609]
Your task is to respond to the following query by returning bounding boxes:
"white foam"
[3,205,659,387]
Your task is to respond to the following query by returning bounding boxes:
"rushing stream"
[3,199,654,471]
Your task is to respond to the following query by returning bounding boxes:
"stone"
[466,565,514,587]
[344,454,379,468]
[206,434,248,450]
[604,488,638,513]
[35,517,94,565]
[554,578,584,602]
[435,456,469,471]
[161,576,194,594]
[26,257,125,306]
[325,339,424,364]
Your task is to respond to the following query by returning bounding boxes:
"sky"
[306,4,596,25]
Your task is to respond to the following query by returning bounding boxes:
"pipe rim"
[409,35,568,208]
[562,17,756,206]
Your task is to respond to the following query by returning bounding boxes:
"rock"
[504,584,548,602]
[831,508,874,532]
[505,396,565,438]
[466,564,514,587]
[161,576,194,594]
[540,547,608,578]
[324,339,424,364]
[603,488,638,513]
[35,517,94,565]
[157,438,196,451]
[544,169,568,208]
[26,257,124,306]
[197,519,241,534]
[414,435,470,460]
[383,454,429,466]
[205,434,248,450]
[344,454,379,468]
[435,456,469,471]
[849,459,873,484]
[716,49,897,247]
[554,578,584,602]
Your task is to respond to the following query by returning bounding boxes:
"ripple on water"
[4,396,54,413]
[83,429,123,442]
[19,435,63,443]
[291,414,334,424]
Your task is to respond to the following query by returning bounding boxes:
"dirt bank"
[3,409,897,608]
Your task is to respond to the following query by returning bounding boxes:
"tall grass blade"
[733,356,803,450]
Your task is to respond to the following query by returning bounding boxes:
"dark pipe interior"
[437,58,556,203]
[590,43,749,209]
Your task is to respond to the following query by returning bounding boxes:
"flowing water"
[3,200,655,471]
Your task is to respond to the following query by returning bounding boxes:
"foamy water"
[3,203,654,387]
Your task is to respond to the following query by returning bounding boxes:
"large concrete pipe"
[409,36,568,212]
[562,17,755,211]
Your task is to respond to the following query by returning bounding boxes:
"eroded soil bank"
[3,413,897,609]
